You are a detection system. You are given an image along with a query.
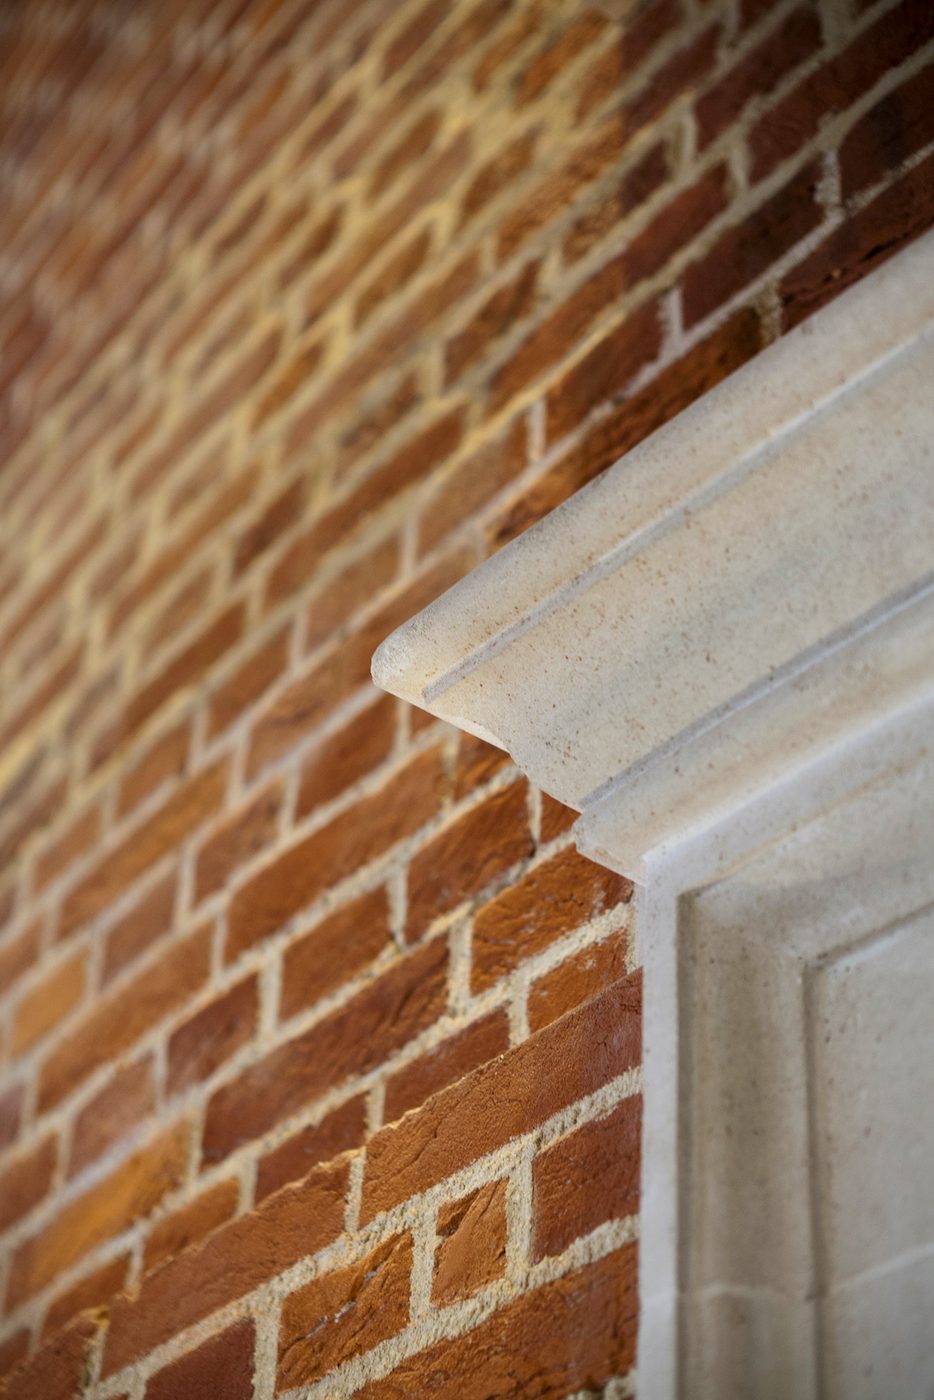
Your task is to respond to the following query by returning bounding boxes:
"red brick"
[58,763,227,944]
[145,1319,255,1400]
[544,297,663,444]
[534,1096,641,1260]
[497,113,626,261]
[529,928,630,1031]
[572,0,680,121]
[69,1056,155,1177]
[278,1233,412,1389]
[43,1252,130,1337]
[488,250,634,412]
[117,719,191,817]
[357,1244,638,1397]
[278,204,345,291]
[133,331,280,495]
[749,0,934,179]
[11,948,87,1054]
[407,779,532,939]
[251,340,324,429]
[233,474,306,571]
[451,731,513,799]
[682,159,822,326]
[270,414,463,612]
[516,9,609,105]
[302,137,473,335]
[206,625,290,738]
[2,1315,104,1400]
[143,567,214,654]
[296,695,396,818]
[168,975,259,1096]
[33,800,103,892]
[696,6,821,148]
[404,0,514,100]
[102,866,177,983]
[361,972,641,1221]
[40,923,213,1112]
[562,141,669,266]
[460,129,539,227]
[112,459,253,633]
[472,847,632,993]
[299,537,402,656]
[8,1123,188,1308]
[0,1134,57,1234]
[539,792,577,841]
[370,108,442,201]
[0,1331,29,1383]
[780,149,934,329]
[839,61,934,199]
[204,936,448,1163]
[334,374,421,476]
[473,2,545,90]
[120,603,245,743]
[0,1081,25,1152]
[195,781,283,903]
[226,746,443,961]
[257,1094,367,1201]
[491,306,762,544]
[417,417,527,557]
[279,885,392,1023]
[102,1158,350,1376]
[384,1009,510,1124]
[433,1178,507,1305]
[445,260,541,386]
[355,226,434,328]
[383,0,447,78]
[631,161,731,282]
[0,918,42,1001]
[143,1178,240,1276]
[617,23,721,133]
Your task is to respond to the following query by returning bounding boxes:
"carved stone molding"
[372,233,934,1399]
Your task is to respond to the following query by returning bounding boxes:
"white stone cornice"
[372,233,934,1400]
[373,232,934,868]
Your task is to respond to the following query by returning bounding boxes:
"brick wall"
[0,0,930,1394]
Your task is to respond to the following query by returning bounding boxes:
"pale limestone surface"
[373,233,934,1399]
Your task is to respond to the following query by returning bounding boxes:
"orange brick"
[278,1233,412,1389]
[204,936,448,1163]
[528,928,630,1031]
[406,779,532,939]
[167,975,259,1096]
[279,885,392,1023]
[58,763,227,943]
[257,1094,367,1201]
[12,948,87,1054]
[471,847,632,993]
[195,781,283,903]
[103,1158,350,1376]
[227,747,443,961]
[143,1177,239,1276]
[533,1096,642,1260]
[384,1009,510,1124]
[433,1179,507,1304]
[69,1055,155,1177]
[40,923,212,1112]
[8,1123,188,1307]
[361,973,641,1222]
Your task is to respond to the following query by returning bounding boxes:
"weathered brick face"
[0,0,929,1394]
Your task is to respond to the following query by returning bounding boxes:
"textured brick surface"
[433,1179,508,1305]
[0,0,928,1393]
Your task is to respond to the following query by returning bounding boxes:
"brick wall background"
[0,0,930,1395]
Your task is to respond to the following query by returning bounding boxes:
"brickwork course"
[0,0,930,1394]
